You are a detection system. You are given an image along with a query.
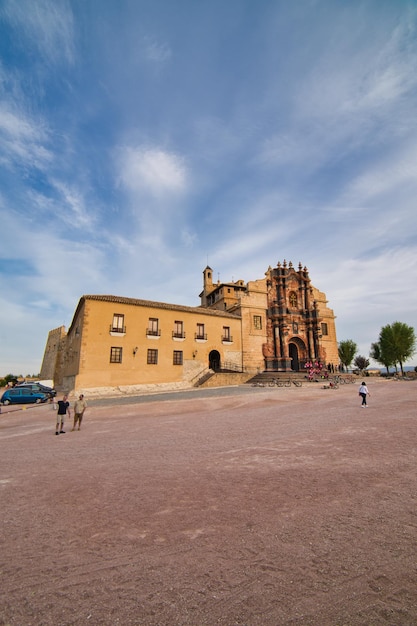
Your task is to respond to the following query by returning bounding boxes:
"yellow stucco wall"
[62,297,242,389]
[311,286,338,366]
[234,278,269,373]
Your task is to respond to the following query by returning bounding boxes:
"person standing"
[56,395,70,434]
[72,394,87,431]
[358,382,370,407]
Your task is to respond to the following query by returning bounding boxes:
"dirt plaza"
[1,378,417,625]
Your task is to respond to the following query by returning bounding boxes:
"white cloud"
[143,36,172,64]
[117,146,188,197]
[345,144,417,204]
[0,104,52,170]
[1,1,417,375]
[51,181,95,230]
[0,0,75,65]
[181,229,198,248]
[27,182,96,233]
[314,246,417,359]
[257,10,417,176]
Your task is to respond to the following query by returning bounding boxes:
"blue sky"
[1,0,416,375]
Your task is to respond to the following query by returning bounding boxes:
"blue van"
[1,388,49,405]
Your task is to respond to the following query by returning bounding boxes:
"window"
[147,348,158,364]
[110,313,125,333]
[222,326,232,342]
[195,323,207,340]
[173,350,183,365]
[147,318,160,336]
[253,315,262,330]
[321,322,328,336]
[110,347,123,363]
[173,320,185,338]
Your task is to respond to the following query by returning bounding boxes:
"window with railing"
[110,347,123,363]
[173,350,183,365]
[110,313,126,334]
[321,322,328,336]
[147,349,158,364]
[195,323,207,340]
[172,320,185,338]
[147,318,160,336]
[222,326,233,342]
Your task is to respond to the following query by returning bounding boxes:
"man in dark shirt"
[56,395,70,435]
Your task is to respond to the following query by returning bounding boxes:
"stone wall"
[39,326,66,383]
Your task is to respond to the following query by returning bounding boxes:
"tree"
[378,322,416,376]
[354,355,370,374]
[338,340,357,372]
[0,373,18,387]
[370,341,395,375]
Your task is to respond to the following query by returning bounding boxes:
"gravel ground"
[1,378,416,625]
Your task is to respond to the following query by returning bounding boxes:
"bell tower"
[200,266,214,307]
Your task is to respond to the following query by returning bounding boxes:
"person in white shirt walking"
[358,382,370,407]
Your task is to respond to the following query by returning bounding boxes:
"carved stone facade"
[200,260,338,373]
[263,261,337,371]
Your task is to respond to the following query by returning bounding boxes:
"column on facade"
[312,300,321,361]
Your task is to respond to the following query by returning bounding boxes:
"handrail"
[220,361,244,373]
[190,365,212,385]
[146,329,161,336]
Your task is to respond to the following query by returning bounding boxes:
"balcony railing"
[222,335,233,342]
[195,333,208,340]
[172,331,186,339]
[109,325,126,333]
[146,329,161,336]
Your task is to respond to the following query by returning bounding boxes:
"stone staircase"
[246,371,308,386]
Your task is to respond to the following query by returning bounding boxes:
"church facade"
[40,261,338,393]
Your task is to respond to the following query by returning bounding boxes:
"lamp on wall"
[133,347,138,356]
[192,350,197,359]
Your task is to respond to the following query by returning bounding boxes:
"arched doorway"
[289,343,300,371]
[209,350,221,371]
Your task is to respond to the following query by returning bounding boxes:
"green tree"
[378,322,416,376]
[370,341,395,374]
[354,355,370,374]
[338,340,357,372]
[0,373,18,387]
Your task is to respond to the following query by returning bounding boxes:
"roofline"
[68,294,241,334]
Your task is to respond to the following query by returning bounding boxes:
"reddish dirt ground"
[1,378,417,625]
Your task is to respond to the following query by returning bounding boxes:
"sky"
[1,0,417,375]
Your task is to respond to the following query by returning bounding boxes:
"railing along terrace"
[110,325,126,333]
[221,361,244,373]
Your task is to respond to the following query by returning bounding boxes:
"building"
[40,261,338,393]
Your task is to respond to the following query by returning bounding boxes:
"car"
[1,388,49,405]
[15,383,57,398]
